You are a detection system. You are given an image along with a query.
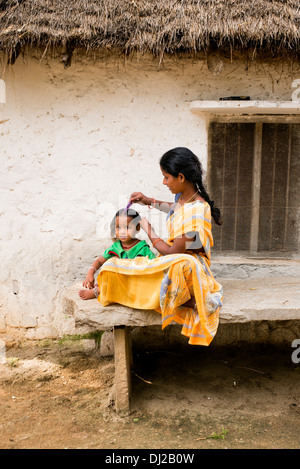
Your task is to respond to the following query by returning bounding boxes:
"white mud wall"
[0,50,299,339]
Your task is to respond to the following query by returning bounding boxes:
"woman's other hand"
[140,216,150,232]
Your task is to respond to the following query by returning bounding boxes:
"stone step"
[211,256,300,279]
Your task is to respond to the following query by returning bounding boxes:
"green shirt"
[102,239,156,260]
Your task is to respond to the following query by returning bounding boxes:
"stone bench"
[63,276,300,412]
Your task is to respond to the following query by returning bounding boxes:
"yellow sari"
[97,201,223,345]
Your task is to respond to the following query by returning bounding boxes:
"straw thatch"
[0,0,299,60]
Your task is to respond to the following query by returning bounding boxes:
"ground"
[0,336,299,450]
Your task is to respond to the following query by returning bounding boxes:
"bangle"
[152,238,162,247]
[149,198,155,210]
[89,266,97,272]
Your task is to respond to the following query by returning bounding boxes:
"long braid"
[195,180,222,226]
[192,158,222,225]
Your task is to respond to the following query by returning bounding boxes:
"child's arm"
[82,255,107,289]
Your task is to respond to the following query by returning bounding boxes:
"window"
[208,122,300,256]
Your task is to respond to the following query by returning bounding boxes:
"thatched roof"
[0,0,299,60]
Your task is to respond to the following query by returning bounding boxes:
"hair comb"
[124,201,133,213]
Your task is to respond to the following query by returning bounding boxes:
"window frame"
[207,115,300,257]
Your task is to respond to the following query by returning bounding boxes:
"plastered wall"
[0,50,299,338]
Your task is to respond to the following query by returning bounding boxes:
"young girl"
[78,208,156,300]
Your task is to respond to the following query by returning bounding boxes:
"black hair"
[160,147,222,225]
[110,208,141,238]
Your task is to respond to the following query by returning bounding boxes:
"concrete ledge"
[63,283,161,332]
[189,100,300,115]
[218,277,300,323]
[63,277,300,330]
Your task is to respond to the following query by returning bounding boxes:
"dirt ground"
[0,335,299,450]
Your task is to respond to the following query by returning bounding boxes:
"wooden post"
[250,122,263,253]
[113,326,132,412]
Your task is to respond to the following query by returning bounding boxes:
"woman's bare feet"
[78,287,99,300]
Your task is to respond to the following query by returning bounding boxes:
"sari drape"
[97,201,223,345]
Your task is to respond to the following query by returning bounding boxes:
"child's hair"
[110,208,141,239]
[160,147,222,225]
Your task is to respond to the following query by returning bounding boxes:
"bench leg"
[113,326,132,412]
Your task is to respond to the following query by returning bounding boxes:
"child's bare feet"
[78,287,99,300]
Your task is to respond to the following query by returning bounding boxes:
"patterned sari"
[97,200,223,345]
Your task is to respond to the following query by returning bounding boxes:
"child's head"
[110,208,141,242]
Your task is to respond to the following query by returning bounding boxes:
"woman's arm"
[140,218,195,256]
[129,192,172,214]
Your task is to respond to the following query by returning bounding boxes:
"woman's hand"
[140,216,150,232]
[140,217,160,245]
[129,193,173,214]
[129,192,152,206]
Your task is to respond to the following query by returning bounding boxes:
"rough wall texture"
[0,51,299,339]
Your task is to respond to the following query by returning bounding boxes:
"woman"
[97,147,223,345]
